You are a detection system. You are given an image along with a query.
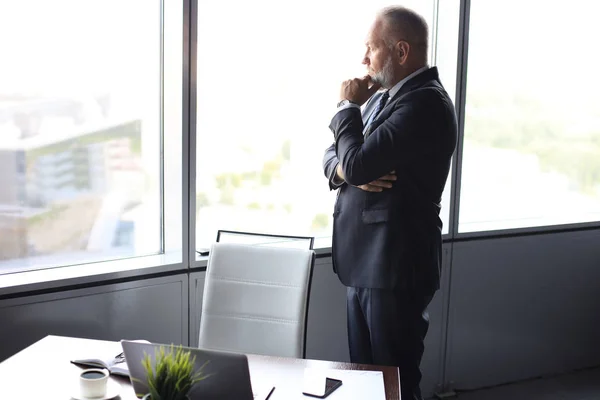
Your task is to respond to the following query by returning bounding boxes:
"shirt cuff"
[334,102,360,117]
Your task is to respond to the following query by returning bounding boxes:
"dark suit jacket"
[323,67,457,293]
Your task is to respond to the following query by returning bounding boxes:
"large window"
[195,0,458,248]
[4,0,595,277]
[0,0,182,273]
[459,0,600,232]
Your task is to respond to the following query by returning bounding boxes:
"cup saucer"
[71,379,121,400]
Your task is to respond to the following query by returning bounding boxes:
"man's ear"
[396,41,410,63]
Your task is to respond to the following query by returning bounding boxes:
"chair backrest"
[198,242,315,358]
[216,229,315,250]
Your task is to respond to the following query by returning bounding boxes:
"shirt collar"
[387,65,430,99]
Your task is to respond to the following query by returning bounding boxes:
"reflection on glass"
[459,0,600,232]
[0,0,162,272]
[195,1,441,248]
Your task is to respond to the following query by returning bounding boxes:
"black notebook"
[71,339,150,377]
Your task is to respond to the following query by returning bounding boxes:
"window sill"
[1,238,338,298]
[0,252,183,298]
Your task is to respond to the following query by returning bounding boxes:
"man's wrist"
[333,163,345,183]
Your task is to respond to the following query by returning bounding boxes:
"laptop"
[121,340,275,400]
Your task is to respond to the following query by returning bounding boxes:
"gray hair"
[378,6,429,62]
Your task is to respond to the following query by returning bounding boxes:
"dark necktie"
[365,90,389,130]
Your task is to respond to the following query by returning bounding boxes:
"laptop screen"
[121,341,255,400]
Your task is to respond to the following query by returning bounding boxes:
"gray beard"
[371,55,395,89]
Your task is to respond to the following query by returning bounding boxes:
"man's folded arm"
[330,90,437,186]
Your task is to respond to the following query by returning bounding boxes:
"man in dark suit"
[322,6,457,400]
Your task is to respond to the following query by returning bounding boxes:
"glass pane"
[0,0,165,272]
[459,0,600,232]
[196,1,435,249]
[163,0,183,256]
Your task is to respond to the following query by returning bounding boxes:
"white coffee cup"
[79,368,109,398]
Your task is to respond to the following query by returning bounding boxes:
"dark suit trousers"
[347,286,433,400]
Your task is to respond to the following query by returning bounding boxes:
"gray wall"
[445,229,600,391]
[2,229,599,398]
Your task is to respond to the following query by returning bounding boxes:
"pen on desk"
[265,386,275,399]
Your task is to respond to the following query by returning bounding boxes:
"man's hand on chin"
[339,75,381,106]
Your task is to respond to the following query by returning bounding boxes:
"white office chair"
[198,242,315,358]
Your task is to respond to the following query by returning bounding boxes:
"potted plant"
[138,344,210,400]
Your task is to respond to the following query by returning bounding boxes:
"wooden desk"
[0,336,400,399]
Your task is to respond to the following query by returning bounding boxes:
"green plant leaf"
[140,344,211,400]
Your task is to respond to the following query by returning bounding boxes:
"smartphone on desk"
[302,377,342,398]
